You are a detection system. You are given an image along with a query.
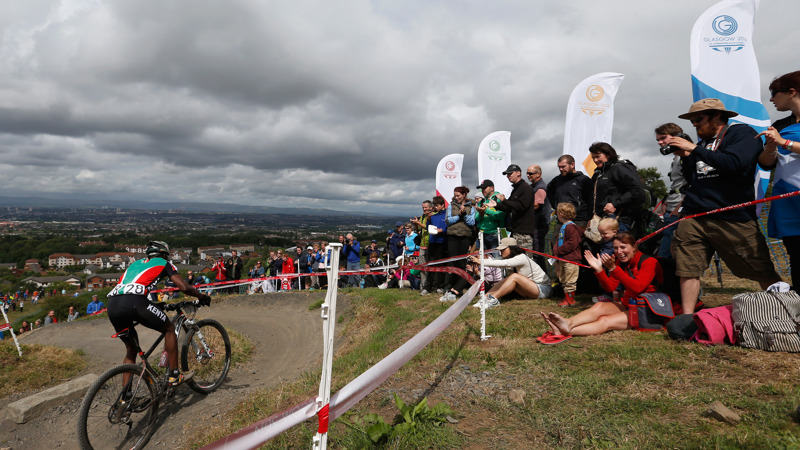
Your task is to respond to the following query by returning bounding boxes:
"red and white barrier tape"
[201,281,482,449]
[636,189,800,245]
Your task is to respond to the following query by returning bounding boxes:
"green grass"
[189,281,800,449]
[0,341,87,397]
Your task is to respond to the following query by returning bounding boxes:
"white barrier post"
[313,243,341,450]
[478,232,491,341]
[0,305,22,356]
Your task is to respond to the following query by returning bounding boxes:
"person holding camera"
[343,233,362,287]
[489,164,537,258]
[667,98,781,314]
[474,180,506,250]
[444,186,475,291]
[654,123,691,260]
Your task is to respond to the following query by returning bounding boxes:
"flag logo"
[487,140,504,161]
[579,85,609,116]
[445,161,456,171]
[704,15,746,54]
[586,85,605,102]
[712,15,737,36]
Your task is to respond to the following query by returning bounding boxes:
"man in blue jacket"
[86,294,104,315]
[343,233,362,287]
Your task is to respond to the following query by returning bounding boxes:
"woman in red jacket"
[541,233,662,336]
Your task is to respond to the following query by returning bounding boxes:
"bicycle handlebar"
[163,299,205,312]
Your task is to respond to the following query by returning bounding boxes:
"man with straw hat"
[666,98,781,314]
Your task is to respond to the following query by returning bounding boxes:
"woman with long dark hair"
[588,142,646,231]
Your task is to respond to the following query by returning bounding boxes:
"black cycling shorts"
[107,294,171,345]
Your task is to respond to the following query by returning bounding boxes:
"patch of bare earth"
[0,291,341,450]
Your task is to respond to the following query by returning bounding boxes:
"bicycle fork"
[188,327,215,363]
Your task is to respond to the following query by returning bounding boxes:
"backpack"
[633,188,665,255]
[622,254,675,331]
[731,291,800,352]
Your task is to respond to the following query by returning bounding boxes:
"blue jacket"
[86,300,104,315]
[428,212,448,244]
[344,240,362,264]
[404,232,419,255]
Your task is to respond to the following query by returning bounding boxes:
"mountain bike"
[77,300,231,450]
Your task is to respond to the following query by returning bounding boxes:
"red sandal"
[536,331,573,345]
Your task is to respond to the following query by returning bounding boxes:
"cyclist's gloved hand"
[199,294,212,307]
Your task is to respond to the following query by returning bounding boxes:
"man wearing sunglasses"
[665,98,781,315]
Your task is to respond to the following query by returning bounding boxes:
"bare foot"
[547,312,572,335]
[539,311,560,336]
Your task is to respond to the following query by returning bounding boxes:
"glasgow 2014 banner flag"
[563,72,625,176]
[435,154,463,207]
[689,0,770,199]
[477,131,512,197]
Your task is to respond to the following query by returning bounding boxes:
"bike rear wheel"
[77,364,159,450]
[181,319,231,394]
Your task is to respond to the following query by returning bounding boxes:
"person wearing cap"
[86,294,104,315]
[474,179,506,250]
[362,239,382,259]
[667,98,781,314]
[546,155,593,229]
[527,164,552,267]
[466,237,551,308]
[488,164,538,260]
[387,221,405,260]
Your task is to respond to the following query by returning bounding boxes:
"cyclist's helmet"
[145,240,171,259]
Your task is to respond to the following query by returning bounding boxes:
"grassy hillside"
[192,273,800,449]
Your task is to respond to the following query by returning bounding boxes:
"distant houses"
[46,244,247,270]
[86,273,123,290]
[21,275,81,288]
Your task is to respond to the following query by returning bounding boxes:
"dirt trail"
[0,291,335,449]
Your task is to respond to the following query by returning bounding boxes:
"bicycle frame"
[113,302,201,408]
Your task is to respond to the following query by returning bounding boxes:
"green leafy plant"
[346,394,454,444]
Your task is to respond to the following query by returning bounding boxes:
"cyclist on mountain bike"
[107,241,212,386]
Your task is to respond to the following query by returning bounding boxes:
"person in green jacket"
[474,179,507,250]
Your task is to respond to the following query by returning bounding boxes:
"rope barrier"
[636,190,800,245]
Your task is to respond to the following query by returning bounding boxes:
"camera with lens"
[659,132,693,155]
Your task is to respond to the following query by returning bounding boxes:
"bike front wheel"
[181,319,231,394]
[77,364,159,450]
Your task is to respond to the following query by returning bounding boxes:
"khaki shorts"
[672,217,778,282]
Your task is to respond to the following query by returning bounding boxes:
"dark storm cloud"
[0,0,795,215]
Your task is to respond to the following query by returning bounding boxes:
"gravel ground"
[0,291,336,450]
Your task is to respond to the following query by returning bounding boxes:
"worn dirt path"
[0,291,336,449]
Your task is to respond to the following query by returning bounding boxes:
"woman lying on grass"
[541,233,662,336]
[467,237,551,308]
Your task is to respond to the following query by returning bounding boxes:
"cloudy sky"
[0,0,797,216]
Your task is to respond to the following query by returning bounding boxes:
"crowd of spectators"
[278,96,790,339]
[8,94,790,344]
